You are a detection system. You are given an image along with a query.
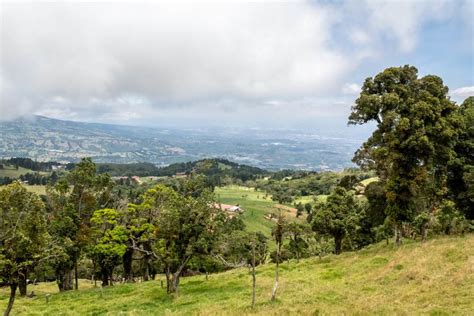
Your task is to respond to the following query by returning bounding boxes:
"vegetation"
[1,235,472,315]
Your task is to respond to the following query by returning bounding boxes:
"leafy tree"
[285,222,311,261]
[304,203,312,214]
[89,208,128,286]
[296,203,304,218]
[448,97,474,219]
[0,182,48,316]
[434,200,469,235]
[126,185,177,282]
[130,180,225,294]
[348,65,460,245]
[311,187,362,254]
[46,158,115,291]
[271,189,293,204]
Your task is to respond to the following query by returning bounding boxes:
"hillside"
[2,235,472,315]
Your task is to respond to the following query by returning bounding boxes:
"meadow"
[2,235,472,315]
[215,185,314,236]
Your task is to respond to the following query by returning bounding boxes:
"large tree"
[448,97,474,219]
[348,65,460,244]
[311,187,362,254]
[0,182,48,316]
[130,178,225,294]
[89,208,128,286]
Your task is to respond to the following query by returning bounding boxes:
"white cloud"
[0,0,471,125]
[450,86,474,102]
[337,0,454,53]
[1,1,354,119]
[342,83,360,95]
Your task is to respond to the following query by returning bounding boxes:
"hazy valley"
[0,116,371,171]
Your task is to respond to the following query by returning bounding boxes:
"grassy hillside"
[1,235,472,315]
[0,165,32,178]
[215,186,310,236]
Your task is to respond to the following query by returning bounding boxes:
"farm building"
[214,203,243,213]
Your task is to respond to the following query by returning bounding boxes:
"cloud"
[450,86,474,102]
[1,1,354,118]
[0,0,471,125]
[342,83,360,95]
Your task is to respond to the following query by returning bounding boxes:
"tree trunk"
[123,248,133,282]
[166,271,181,294]
[101,267,109,287]
[395,225,402,247]
[271,243,280,301]
[166,259,189,295]
[251,242,256,308]
[421,222,428,242]
[57,269,74,292]
[74,260,79,290]
[165,266,171,293]
[143,256,150,281]
[18,268,27,297]
[334,236,342,255]
[4,283,17,316]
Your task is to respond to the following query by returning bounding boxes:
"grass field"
[215,185,317,236]
[0,184,47,195]
[0,166,32,178]
[2,235,472,315]
[215,186,277,235]
[360,176,379,186]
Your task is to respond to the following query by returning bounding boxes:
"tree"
[0,182,48,316]
[296,203,304,218]
[89,208,128,286]
[271,209,286,301]
[348,65,460,245]
[304,203,312,214]
[46,158,115,291]
[285,222,311,261]
[130,179,225,294]
[311,187,361,254]
[448,97,474,219]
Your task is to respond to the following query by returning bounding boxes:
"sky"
[0,0,473,129]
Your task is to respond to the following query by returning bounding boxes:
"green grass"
[23,185,47,195]
[215,186,276,235]
[215,186,326,236]
[2,235,473,315]
[0,184,47,195]
[360,176,379,186]
[294,194,328,205]
[0,166,32,178]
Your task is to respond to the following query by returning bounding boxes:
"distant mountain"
[0,116,368,170]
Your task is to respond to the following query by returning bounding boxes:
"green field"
[2,235,472,315]
[215,186,277,235]
[360,176,379,186]
[0,166,32,178]
[294,194,328,205]
[0,184,47,195]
